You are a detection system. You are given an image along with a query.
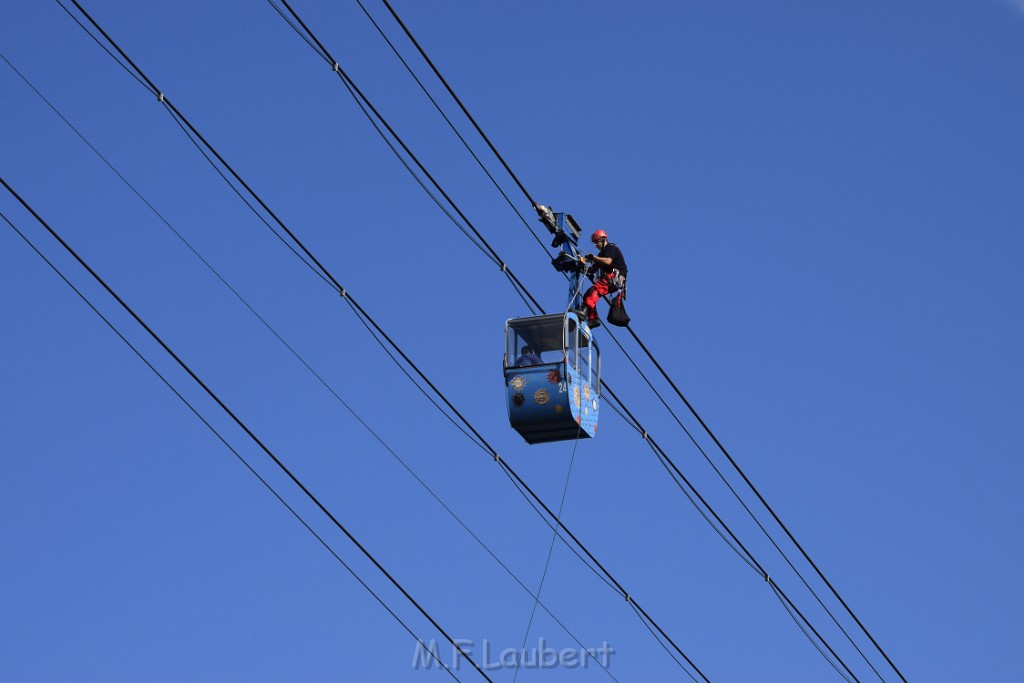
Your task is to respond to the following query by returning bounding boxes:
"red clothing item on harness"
[584,274,616,322]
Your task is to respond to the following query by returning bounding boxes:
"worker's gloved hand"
[584,253,595,262]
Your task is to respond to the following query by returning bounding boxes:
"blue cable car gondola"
[502,207,604,444]
[504,312,601,444]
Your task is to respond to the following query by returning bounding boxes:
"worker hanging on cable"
[582,230,627,329]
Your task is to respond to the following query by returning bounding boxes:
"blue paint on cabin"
[504,313,600,444]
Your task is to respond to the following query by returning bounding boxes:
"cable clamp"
[764,574,771,584]
[157,92,165,103]
[332,62,340,73]
[625,593,632,604]
[500,263,508,273]
[339,287,347,298]
[493,453,501,463]
[642,431,649,440]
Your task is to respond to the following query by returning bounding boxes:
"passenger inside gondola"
[514,345,543,367]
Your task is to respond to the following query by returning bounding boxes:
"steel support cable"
[0,189,487,681]
[54,0,148,93]
[608,400,863,683]
[372,3,906,678]
[2,62,611,679]
[0,53,323,297]
[276,0,497,270]
[319,40,539,310]
[610,399,867,680]
[271,0,545,313]
[604,395,757,573]
[61,0,500,456]
[626,600,700,683]
[376,0,538,210]
[61,0,343,293]
[522,318,859,676]
[272,0,541,313]
[599,388,751,566]
[614,319,870,683]
[598,324,885,681]
[166,91,499,449]
[2,213,461,683]
[770,582,856,683]
[269,0,545,256]
[340,295,489,452]
[520,311,863,682]
[491,461,618,595]
[0,47,465,450]
[489,448,711,682]
[56,6,709,679]
[348,0,549,254]
[293,35,497,266]
[550,294,881,680]
[597,355,863,681]
[160,104,334,286]
[624,328,905,682]
[54,0,332,289]
[0,42,493,526]
[591,290,844,642]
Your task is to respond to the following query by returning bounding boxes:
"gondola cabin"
[504,313,601,444]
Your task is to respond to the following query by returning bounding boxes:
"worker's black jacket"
[590,243,627,278]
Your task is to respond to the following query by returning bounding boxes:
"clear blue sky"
[3,1,1022,681]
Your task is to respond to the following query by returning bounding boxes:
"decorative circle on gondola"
[534,388,551,405]
[573,386,581,407]
[592,399,598,411]
[512,392,525,408]
[547,369,561,384]
[584,384,591,400]
[510,376,526,391]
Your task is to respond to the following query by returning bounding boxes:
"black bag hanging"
[607,291,630,327]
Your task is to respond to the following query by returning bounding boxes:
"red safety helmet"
[591,229,608,242]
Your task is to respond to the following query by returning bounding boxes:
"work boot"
[587,317,601,329]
